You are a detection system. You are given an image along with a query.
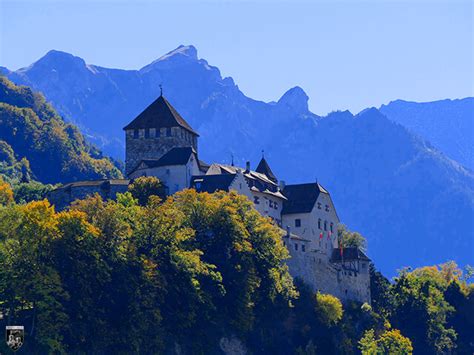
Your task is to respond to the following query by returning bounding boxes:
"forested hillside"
[6,46,473,275]
[0,179,472,354]
[0,76,121,184]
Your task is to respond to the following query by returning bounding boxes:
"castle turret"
[123,94,199,176]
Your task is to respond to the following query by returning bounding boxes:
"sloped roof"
[123,95,198,135]
[191,174,236,193]
[58,179,130,190]
[132,147,196,172]
[330,247,370,262]
[255,157,278,183]
[282,182,328,214]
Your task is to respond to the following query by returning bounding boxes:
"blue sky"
[1,0,472,115]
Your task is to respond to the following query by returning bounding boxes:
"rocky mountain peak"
[277,86,309,113]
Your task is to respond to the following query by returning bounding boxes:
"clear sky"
[0,0,472,115]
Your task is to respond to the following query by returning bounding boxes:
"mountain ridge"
[4,46,473,275]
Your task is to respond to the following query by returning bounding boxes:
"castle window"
[318,219,322,229]
[145,128,150,138]
[133,129,139,139]
[317,202,322,209]
[254,196,260,204]
[295,219,301,227]
[294,243,298,251]
[330,223,334,232]
[324,221,327,231]
[166,127,172,137]
[302,244,306,252]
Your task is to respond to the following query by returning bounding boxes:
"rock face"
[380,98,474,170]
[5,46,474,275]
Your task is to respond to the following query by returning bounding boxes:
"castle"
[50,93,371,304]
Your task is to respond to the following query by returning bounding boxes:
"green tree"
[128,176,165,205]
[338,224,367,251]
[359,328,413,354]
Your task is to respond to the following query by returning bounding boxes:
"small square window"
[295,219,301,227]
[302,245,306,252]
[294,243,298,251]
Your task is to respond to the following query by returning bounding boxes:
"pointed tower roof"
[123,95,198,136]
[256,157,278,183]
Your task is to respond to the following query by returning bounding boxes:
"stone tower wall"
[125,126,197,176]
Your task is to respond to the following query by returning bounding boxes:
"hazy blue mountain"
[5,45,473,275]
[380,98,474,170]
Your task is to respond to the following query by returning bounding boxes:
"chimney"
[279,180,286,190]
[245,161,250,173]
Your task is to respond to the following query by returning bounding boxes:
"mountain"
[0,76,122,184]
[5,45,474,275]
[380,98,474,170]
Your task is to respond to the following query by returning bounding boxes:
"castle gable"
[123,95,198,136]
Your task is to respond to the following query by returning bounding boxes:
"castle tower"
[123,94,199,176]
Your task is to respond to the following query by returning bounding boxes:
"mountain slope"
[0,76,122,184]
[380,98,474,170]
[6,46,474,274]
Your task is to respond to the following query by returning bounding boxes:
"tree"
[128,176,165,205]
[0,177,14,205]
[338,224,367,251]
[314,292,343,326]
[359,328,413,354]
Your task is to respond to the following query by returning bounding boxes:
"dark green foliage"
[0,186,471,354]
[129,176,166,205]
[0,77,121,184]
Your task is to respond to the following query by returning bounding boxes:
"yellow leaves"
[0,177,14,206]
[315,292,343,326]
